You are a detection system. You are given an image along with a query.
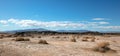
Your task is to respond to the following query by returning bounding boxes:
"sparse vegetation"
[0,36,3,39]
[0,35,4,39]
[31,36,34,38]
[24,38,30,41]
[38,39,48,44]
[38,36,41,38]
[70,38,76,42]
[70,36,76,42]
[15,37,30,41]
[92,42,116,53]
[56,36,60,38]
[81,37,88,41]
[104,35,111,38]
[81,36,95,42]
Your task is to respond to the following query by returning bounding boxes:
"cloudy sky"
[0,0,120,31]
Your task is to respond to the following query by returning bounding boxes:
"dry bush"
[76,36,80,39]
[0,35,4,39]
[38,39,48,44]
[104,35,111,38]
[81,37,88,41]
[92,42,116,53]
[52,36,60,38]
[89,37,95,42]
[63,36,67,38]
[15,37,25,41]
[6,35,12,37]
[56,36,60,38]
[52,37,55,38]
[0,37,3,39]
[31,36,34,38]
[70,36,76,42]
[70,38,76,42]
[24,38,30,41]
[15,37,30,41]
[38,36,41,38]
[81,36,95,42]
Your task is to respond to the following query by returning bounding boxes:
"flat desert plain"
[0,34,120,56]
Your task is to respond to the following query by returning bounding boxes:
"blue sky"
[0,0,120,31]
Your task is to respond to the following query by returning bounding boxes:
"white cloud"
[0,20,8,24]
[1,18,84,28]
[93,18,106,20]
[95,26,120,29]
[1,18,119,30]
[98,21,109,24]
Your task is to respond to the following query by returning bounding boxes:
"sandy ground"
[0,35,120,56]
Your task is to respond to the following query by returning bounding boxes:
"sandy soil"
[0,35,120,56]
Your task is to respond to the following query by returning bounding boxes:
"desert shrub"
[70,38,76,42]
[38,39,48,44]
[76,35,80,39]
[31,36,34,38]
[63,37,67,38]
[24,38,30,41]
[38,36,41,38]
[97,42,110,47]
[104,35,111,38]
[89,37,95,42]
[70,36,76,42]
[13,35,18,37]
[15,37,25,41]
[92,42,116,53]
[82,36,95,42]
[56,36,60,38]
[15,37,30,41]
[0,36,3,39]
[6,35,12,37]
[52,37,55,38]
[81,37,88,41]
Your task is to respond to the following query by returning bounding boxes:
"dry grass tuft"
[31,36,34,38]
[56,36,60,38]
[38,39,48,44]
[81,37,88,41]
[70,38,76,42]
[104,35,111,38]
[81,36,95,42]
[0,37,3,39]
[14,37,30,41]
[38,36,41,38]
[24,38,30,41]
[70,36,76,42]
[0,35,4,39]
[92,42,116,53]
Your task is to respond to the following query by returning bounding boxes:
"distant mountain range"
[4,28,49,33]
[2,28,120,33]
[57,30,91,33]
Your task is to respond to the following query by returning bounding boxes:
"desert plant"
[24,38,30,41]
[38,36,41,38]
[38,39,48,44]
[63,36,66,38]
[0,36,3,39]
[104,35,111,38]
[15,37,25,41]
[70,38,76,42]
[15,37,30,41]
[92,42,116,53]
[81,36,95,42]
[31,36,34,38]
[81,37,88,41]
[70,36,76,42]
[90,37,95,42]
[56,36,60,38]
